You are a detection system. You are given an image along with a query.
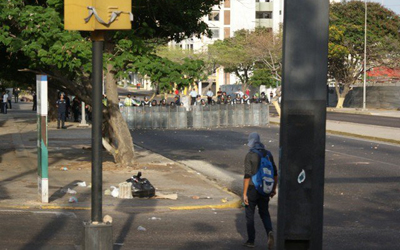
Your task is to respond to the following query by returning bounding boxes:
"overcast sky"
[373,0,400,14]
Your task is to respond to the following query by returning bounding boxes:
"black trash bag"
[126,172,155,198]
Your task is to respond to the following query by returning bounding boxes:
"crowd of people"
[121,88,274,108]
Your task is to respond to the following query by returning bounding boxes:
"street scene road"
[131,125,400,249]
[2,0,400,249]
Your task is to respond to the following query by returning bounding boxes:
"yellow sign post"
[64,1,132,249]
[64,0,132,31]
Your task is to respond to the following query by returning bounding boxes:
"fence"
[121,104,270,130]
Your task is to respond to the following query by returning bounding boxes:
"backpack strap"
[250,149,271,161]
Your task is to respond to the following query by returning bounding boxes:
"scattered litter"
[111,188,119,198]
[148,217,161,220]
[68,197,78,203]
[192,196,200,200]
[197,172,200,175]
[87,183,92,188]
[214,212,218,214]
[118,182,133,199]
[331,145,334,147]
[137,226,146,231]
[340,192,344,195]
[67,188,77,194]
[114,243,124,246]
[103,215,113,223]
[269,140,272,143]
[126,172,156,198]
[211,208,216,211]
[110,186,117,190]
[155,192,178,200]
[104,189,111,196]
[60,167,68,171]
[221,198,228,203]
[76,181,86,187]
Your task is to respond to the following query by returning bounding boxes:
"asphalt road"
[130,126,400,249]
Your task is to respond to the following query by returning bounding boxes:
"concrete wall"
[121,104,269,130]
[328,86,400,109]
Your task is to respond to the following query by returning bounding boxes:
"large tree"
[0,0,220,166]
[208,28,282,91]
[329,2,400,108]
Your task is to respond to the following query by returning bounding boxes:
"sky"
[372,0,400,15]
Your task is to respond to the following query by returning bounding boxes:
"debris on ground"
[148,217,161,220]
[221,198,228,203]
[76,181,86,187]
[104,189,111,196]
[118,182,133,199]
[67,188,77,194]
[68,197,78,203]
[126,172,155,198]
[154,192,178,200]
[111,188,119,198]
[192,196,200,200]
[60,167,68,171]
[137,226,146,231]
[103,215,113,224]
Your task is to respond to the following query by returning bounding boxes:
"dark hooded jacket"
[244,133,278,185]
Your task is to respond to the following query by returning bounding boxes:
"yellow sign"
[64,0,132,31]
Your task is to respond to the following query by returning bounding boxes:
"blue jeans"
[245,185,273,243]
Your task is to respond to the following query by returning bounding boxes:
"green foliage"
[328,2,400,86]
[250,68,275,87]
[0,0,220,94]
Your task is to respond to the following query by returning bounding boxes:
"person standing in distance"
[189,88,197,105]
[243,132,278,249]
[56,94,67,129]
[206,88,214,105]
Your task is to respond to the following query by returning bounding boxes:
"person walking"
[243,132,278,249]
[206,88,214,105]
[56,94,67,129]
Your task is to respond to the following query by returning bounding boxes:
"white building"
[171,0,284,90]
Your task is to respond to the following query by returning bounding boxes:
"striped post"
[37,75,48,203]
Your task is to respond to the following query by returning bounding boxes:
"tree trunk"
[335,83,351,109]
[272,100,281,116]
[336,97,345,108]
[104,63,135,166]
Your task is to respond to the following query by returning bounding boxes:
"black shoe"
[243,241,255,248]
[57,127,60,129]
[61,126,67,129]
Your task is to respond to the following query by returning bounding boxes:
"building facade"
[171,0,284,89]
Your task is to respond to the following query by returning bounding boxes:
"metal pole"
[277,0,329,249]
[91,31,104,223]
[363,0,367,110]
[37,75,48,203]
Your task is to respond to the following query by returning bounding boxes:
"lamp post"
[363,0,367,110]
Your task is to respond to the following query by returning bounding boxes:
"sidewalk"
[270,108,400,144]
[327,107,400,118]
[0,103,240,212]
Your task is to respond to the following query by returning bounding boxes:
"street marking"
[326,149,399,167]
[0,209,77,218]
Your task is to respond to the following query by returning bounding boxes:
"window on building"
[185,44,194,50]
[208,11,220,21]
[256,11,273,19]
[210,28,220,39]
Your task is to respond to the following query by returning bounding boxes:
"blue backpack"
[251,149,275,196]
